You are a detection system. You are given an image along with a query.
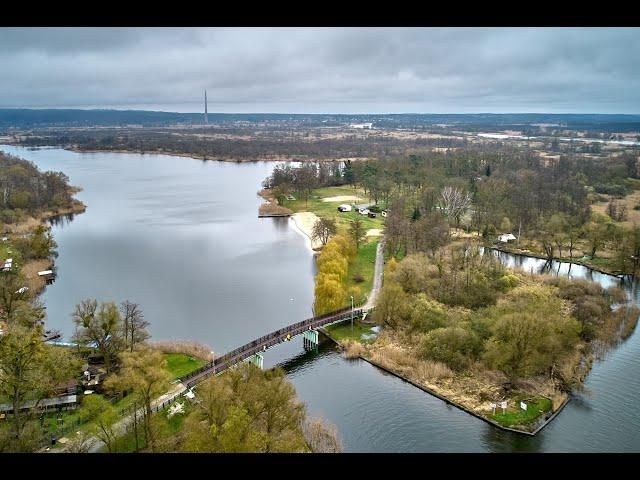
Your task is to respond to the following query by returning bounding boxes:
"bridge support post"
[247,352,264,369]
[303,329,319,350]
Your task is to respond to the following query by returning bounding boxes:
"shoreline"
[4,143,363,164]
[487,243,627,278]
[3,198,86,296]
[319,327,571,436]
[289,212,322,252]
[316,241,633,436]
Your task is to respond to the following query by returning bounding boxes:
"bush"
[410,294,448,333]
[421,326,481,371]
[150,341,214,361]
[594,183,627,197]
[352,274,365,283]
[498,273,519,291]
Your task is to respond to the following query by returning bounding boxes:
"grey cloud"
[0,27,638,113]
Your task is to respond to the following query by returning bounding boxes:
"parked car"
[358,208,370,215]
[368,212,377,218]
[337,204,352,212]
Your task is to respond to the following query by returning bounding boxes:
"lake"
[2,144,639,452]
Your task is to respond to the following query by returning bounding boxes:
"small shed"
[38,270,55,284]
[498,233,517,243]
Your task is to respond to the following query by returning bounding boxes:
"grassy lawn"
[164,353,206,379]
[346,240,378,305]
[490,397,552,428]
[325,321,378,344]
[280,185,386,235]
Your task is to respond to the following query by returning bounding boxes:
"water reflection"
[47,212,76,228]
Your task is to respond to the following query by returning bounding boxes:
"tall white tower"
[204,90,208,125]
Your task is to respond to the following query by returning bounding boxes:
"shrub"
[421,326,481,371]
[150,341,213,361]
[343,340,366,359]
[409,294,448,333]
[498,273,519,291]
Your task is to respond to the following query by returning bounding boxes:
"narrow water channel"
[2,144,639,452]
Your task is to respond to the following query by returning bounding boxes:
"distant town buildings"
[349,122,373,129]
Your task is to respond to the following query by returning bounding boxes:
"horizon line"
[1,107,640,116]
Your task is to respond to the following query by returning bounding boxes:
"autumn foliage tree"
[313,235,356,315]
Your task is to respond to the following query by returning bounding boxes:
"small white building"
[2,258,12,272]
[349,123,373,129]
[337,204,352,212]
[498,233,517,243]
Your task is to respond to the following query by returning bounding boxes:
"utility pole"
[350,295,354,332]
[204,90,208,125]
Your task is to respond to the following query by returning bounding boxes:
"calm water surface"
[2,145,639,452]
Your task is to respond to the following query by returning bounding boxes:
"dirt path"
[364,240,384,310]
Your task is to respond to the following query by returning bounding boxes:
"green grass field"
[280,185,386,235]
[345,240,378,305]
[325,321,378,344]
[164,353,206,379]
[490,397,552,428]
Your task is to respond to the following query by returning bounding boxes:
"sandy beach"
[290,212,323,250]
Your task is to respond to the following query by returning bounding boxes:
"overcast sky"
[1,27,639,114]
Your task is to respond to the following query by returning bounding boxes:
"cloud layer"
[1,27,639,113]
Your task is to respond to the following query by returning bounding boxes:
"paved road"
[364,239,384,311]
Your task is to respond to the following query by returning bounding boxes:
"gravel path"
[364,240,384,311]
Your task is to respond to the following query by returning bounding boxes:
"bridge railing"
[179,306,363,386]
[212,306,357,366]
[212,309,363,371]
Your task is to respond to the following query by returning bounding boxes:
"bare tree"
[311,218,337,246]
[72,299,123,373]
[439,186,472,228]
[303,416,343,453]
[349,218,366,250]
[120,300,150,352]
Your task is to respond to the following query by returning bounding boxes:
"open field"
[280,186,385,234]
[592,187,640,227]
